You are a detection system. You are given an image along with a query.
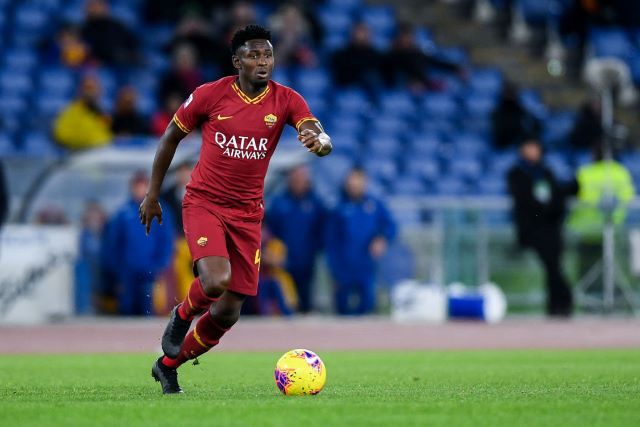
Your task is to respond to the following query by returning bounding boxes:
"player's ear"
[232,54,241,71]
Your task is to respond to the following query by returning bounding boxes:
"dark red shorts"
[182,203,262,296]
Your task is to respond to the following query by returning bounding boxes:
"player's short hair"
[230,24,272,54]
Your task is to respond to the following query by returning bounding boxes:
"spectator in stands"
[570,97,603,150]
[169,13,228,71]
[111,87,149,137]
[508,137,576,316]
[268,3,317,68]
[75,201,107,315]
[325,168,397,315]
[41,24,89,68]
[266,165,325,313]
[491,81,541,150]
[81,0,139,66]
[384,23,464,92]
[158,43,205,105]
[151,93,183,137]
[569,143,635,284]
[331,23,383,94]
[103,171,174,316]
[53,75,112,150]
[257,237,299,316]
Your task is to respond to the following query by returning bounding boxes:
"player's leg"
[161,207,229,358]
[163,290,246,369]
[162,256,230,358]
[117,273,135,315]
[166,216,261,360]
[335,280,353,315]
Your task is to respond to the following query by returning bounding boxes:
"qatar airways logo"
[214,131,268,160]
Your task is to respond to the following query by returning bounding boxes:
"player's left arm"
[298,120,332,157]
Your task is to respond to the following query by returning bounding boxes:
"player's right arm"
[139,85,211,235]
[139,121,188,235]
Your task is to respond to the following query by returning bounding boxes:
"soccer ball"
[274,349,326,396]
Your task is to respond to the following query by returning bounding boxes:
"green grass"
[1,350,639,427]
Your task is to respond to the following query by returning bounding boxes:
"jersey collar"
[231,80,270,104]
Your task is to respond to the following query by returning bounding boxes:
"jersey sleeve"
[286,89,317,131]
[173,85,210,133]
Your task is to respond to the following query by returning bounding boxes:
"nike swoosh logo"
[217,114,233,120]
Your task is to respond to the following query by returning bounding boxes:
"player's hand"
[298,129,323,154]
[139,195,162,235]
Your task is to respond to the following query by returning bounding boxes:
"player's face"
[234,39,274,84]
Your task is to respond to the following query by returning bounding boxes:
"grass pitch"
[1,350,639,427]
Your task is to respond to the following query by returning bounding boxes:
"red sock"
[178,278,218,321]
[163,310,230,368]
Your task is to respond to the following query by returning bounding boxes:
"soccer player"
[139,25,332,394]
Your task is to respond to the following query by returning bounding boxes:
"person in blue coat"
[266,165,325,313]
[325,168,397,315]
[103,171,174,315]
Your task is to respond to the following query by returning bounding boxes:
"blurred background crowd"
[1,0,640,319]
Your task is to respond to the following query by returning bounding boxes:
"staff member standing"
[507,138,576,316]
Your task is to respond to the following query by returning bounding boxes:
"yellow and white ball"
[274,349,326,395]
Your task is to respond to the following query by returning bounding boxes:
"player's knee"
[199,270,231,298]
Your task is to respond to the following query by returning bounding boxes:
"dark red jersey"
[173,76,316,220]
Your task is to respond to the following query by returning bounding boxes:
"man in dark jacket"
[507,138,576,316]
[325,168,396,315]
[492,82,541,150]
[266,165,325,313]
[331,23,384,92]
[103,171,174,315]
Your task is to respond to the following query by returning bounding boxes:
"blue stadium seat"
[433,176,467,196]
[360,6,396,37]
[363,157,398,184]
[476,176,507,195]
[0,92,28,116]
[435,46,469,67]
[94,68,118,94]
[325,0,362,13]
[543,110,575,148]
[368,134,402,158]
[294,68,330,96]
[420,119,456,136]
[111,3,140,28]
[0,132,18,156]
[489,149,518,176]
[590,27,636,59]
[323,32,350,52]
[0,70,33,94]
[38,68,77,96]
[271,69,290,86]
[372,117,407,137]
[35,94,71,118]
[422,93,458,120]
[468,68,503,95]
[136,91,157,117]
[407,132,441,157]
[451,132,489,158]
[545,152,575,181]
[405,157,440,182]
[447,156,483,181]
[14,4,50,33]
[519,88,548,119]
[379,91,416,118]
[21,131,61,156]
[141,24,175,49]
[3,48,38,70]
[391,176,428,196]
[329,116,364,136]
[414,26,437,54]
[463,91,497,118]
[331,133,361,157]
[318,8,353,38]
[124,69,159,93]
[334,88,371,112]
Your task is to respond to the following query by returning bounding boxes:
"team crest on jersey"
[264,114,277,128]
[197,236,208,246]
